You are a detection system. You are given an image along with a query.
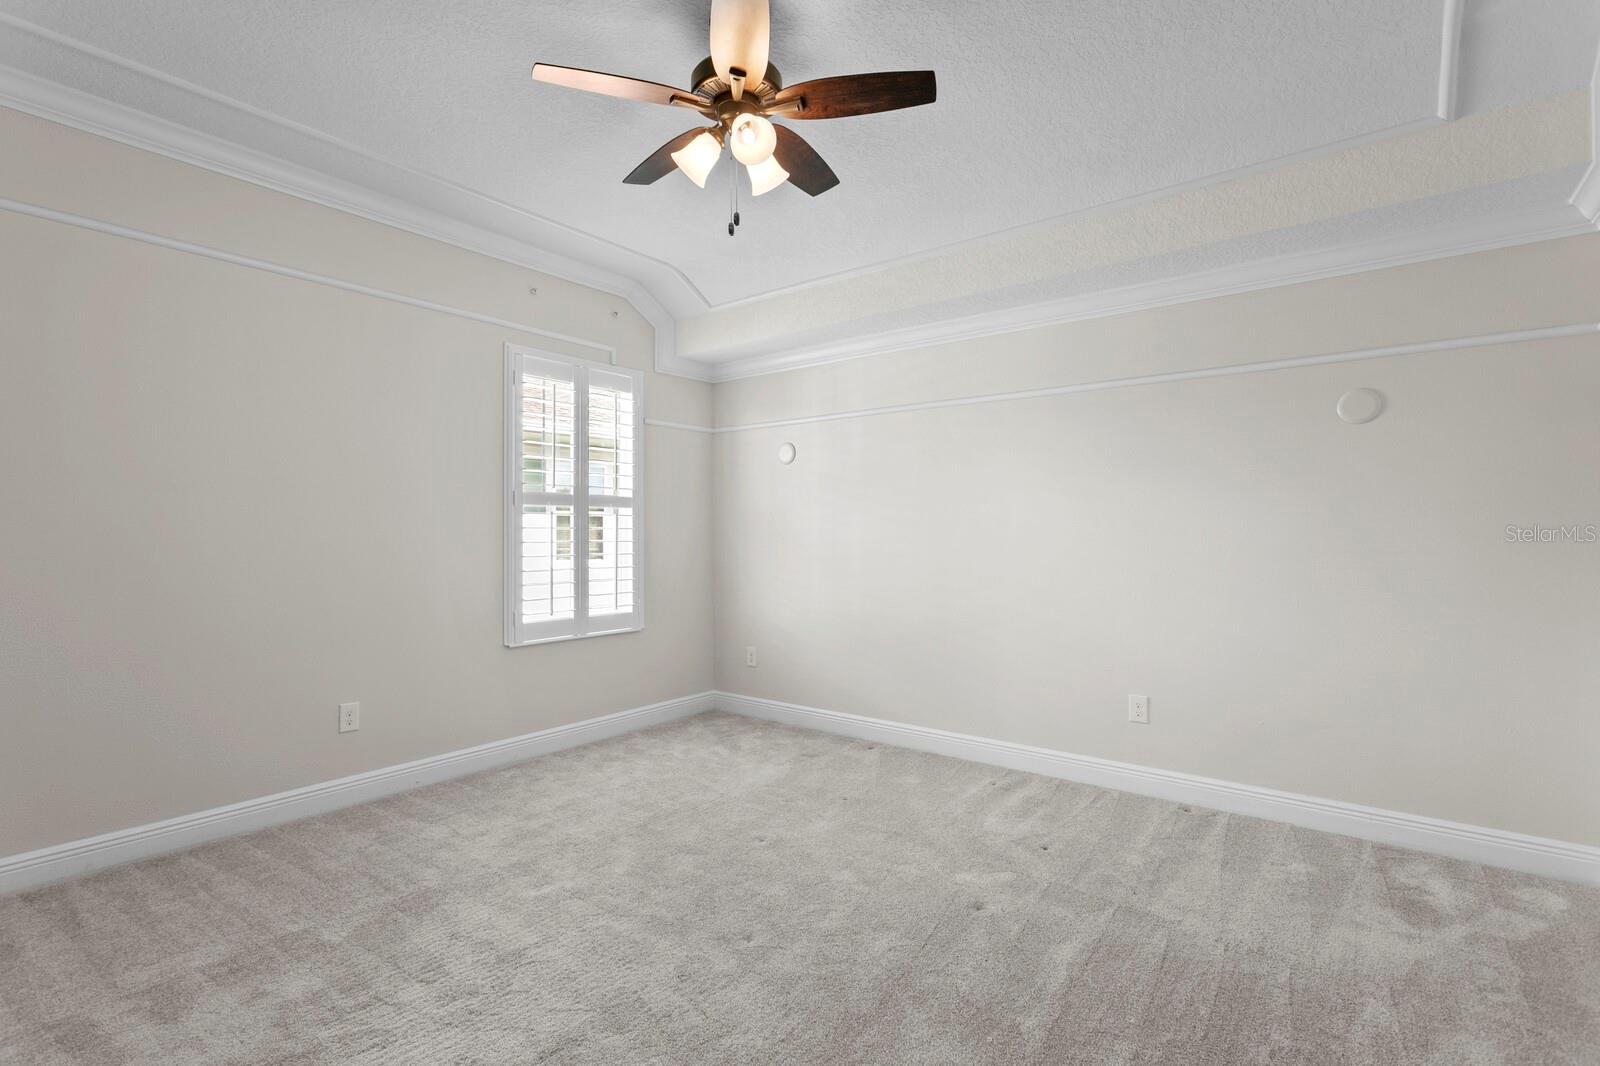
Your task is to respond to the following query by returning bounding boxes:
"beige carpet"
[1,712,1596,1065]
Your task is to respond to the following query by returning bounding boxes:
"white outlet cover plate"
[339,701,361,733]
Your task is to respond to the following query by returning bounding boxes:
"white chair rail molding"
[2,1,1598,1062]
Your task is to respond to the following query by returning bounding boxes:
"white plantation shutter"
[506,347,643,645]
[584,368,637,619]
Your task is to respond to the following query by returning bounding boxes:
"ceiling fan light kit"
[670,129,724,188]
[729,114,777,166]
[531,0,935,231]
[747,155,790,196]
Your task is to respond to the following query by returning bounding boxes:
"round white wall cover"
[1336,388,1385,424]
[777,442,797,464]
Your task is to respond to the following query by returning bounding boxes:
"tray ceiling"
[0,1,1596,378]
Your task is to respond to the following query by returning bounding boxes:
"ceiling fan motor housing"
[690,55,783,105]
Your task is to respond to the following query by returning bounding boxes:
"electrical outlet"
[745,646,757,668]
[339,701,361,733]
[1128,695,1149,724]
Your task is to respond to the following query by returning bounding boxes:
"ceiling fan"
[531,0,935,230]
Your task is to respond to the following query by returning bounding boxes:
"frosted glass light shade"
[671,132,722,188]
[729,114,777,165]
[747,155,789,196]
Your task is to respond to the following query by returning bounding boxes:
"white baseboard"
[715,692,1600,887]
[11,689,1593,895]
[0,691,716,896]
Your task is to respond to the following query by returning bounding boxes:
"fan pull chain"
[728,144,741,237]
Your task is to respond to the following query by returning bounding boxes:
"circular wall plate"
[1336,388,1385,424]
[777,442,797,464]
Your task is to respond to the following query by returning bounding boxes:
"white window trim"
[504,343,645,647]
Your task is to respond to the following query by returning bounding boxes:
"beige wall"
[712,234,1600,847]
[0,108,713,856]
[4,102,1597,860]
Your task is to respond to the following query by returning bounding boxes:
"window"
[505,345,641,645]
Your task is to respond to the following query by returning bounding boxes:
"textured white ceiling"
[0,0,1596,369]
[0,0,1447,307]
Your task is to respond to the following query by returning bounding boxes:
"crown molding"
[676,9,1600,383]
[1436,0,1465,121]
[662,2,1466,319]
[0,10,714,314]
[697,202,1600,382]
[0,6,1459,321]
[1572,44,1600,223]
[1,6,1590,387]
[697,118,1453,323]
[0,59,722,382]
[0,193,632,370]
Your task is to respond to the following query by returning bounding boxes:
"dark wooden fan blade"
[768,71,936,119]
[624,129,706,185]
[772,126,839,196]
[532,63,701,108]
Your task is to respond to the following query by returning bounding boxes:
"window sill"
[505,625,642,649]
